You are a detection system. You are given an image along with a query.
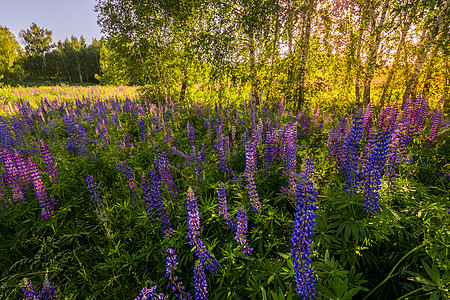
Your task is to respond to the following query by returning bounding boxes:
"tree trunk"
[379,19,411,108]
[76,56,83,82]
[421,44,439,96]
[402,1,450,106]
[354,3,368,105]
[179,65,188,102]
[249,33,259,106]
[297,0,314,110]
[61,54,72,82]
[362,0,390,107]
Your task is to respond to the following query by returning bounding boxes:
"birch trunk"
[379,20,411,108]
[249,33,259,105]
[354,4,367,105]
[402,1,450,106]
[362,0,390,107]
[297,0,314,110]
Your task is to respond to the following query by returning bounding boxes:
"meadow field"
[0,85,449,300]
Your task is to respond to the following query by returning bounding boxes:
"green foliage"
[0,86,449,300]
[0,26,23,85]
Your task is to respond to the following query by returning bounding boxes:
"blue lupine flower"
[218,183,235,231]
[235,206,252,256]
[291,163,317,299]
[86,175,103,210]
[22,278,39,300]
[155,150,178,197]
[135,286,168,300]
[193,260,208,300]
[41,275,58,300]
[186,187,221,274]
[164,248,192,300]
[144,170,173,237]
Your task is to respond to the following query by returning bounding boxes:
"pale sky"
[0,0,103,45]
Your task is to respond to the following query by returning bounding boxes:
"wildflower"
[186,187,221,274]
[235,207,252,256]
[218,183,235,231]
[291,165,317,299]
[40,141,59,184]
[165,248,192,300]
[42,275,58,300]
[86,175,103,209]
[22,278,39,300]
[28,157,54,219]
[193,260,208,300]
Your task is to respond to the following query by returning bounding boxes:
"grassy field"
[0,85,449,299]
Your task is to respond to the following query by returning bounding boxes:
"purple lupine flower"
[245,172,262,214]
[387,103,399,131]
[286,142,297,176]
[291,171,317,299]
[115,161,140,204]
[165,248,192,300]
[186,187,221,274]
[244,135,257,175]
[362,131,389,213]
[424,111,442,147]
[235,206,252,256]
[138,120,147,143]
[263,127,278,175]
[343,110,364,195]
[135,286,168,300]
[40,141,59,184]
[193,260,208,300]
[279,122,297,161]
[1,149,25,205]
[86,175,103,209]
[218,183,235,231]
[22,278,39,300]
[41,275,58,300]
[144,170,173,237]
[28,157,54,219]
[155,151,178,198]
[0,118,15,151]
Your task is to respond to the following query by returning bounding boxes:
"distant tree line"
[0,23,101,85]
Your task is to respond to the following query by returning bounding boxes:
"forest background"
[0,0,449,112]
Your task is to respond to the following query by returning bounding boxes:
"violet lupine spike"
[194,260,208,300]
[235,206,252,256]
[149,169,173,237]
[1,149,25,205]
[343,110,364,195]
[291,171,317,299]
[424,111,442,147]
[264,128,278,175]
[362,131,389,213]
[22,278,39,300]
[186,187,221,274]
[115,161,140,204]
[86,175,104,210]
[245,172,262,214]
[218,183,235,231]
[40,141,59,184]
[135,286,168,300]
[28,157,55,219]
[165,248,193,300]
[387,103,399,131]
[41,275,58,300]
[155,151,178,198]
